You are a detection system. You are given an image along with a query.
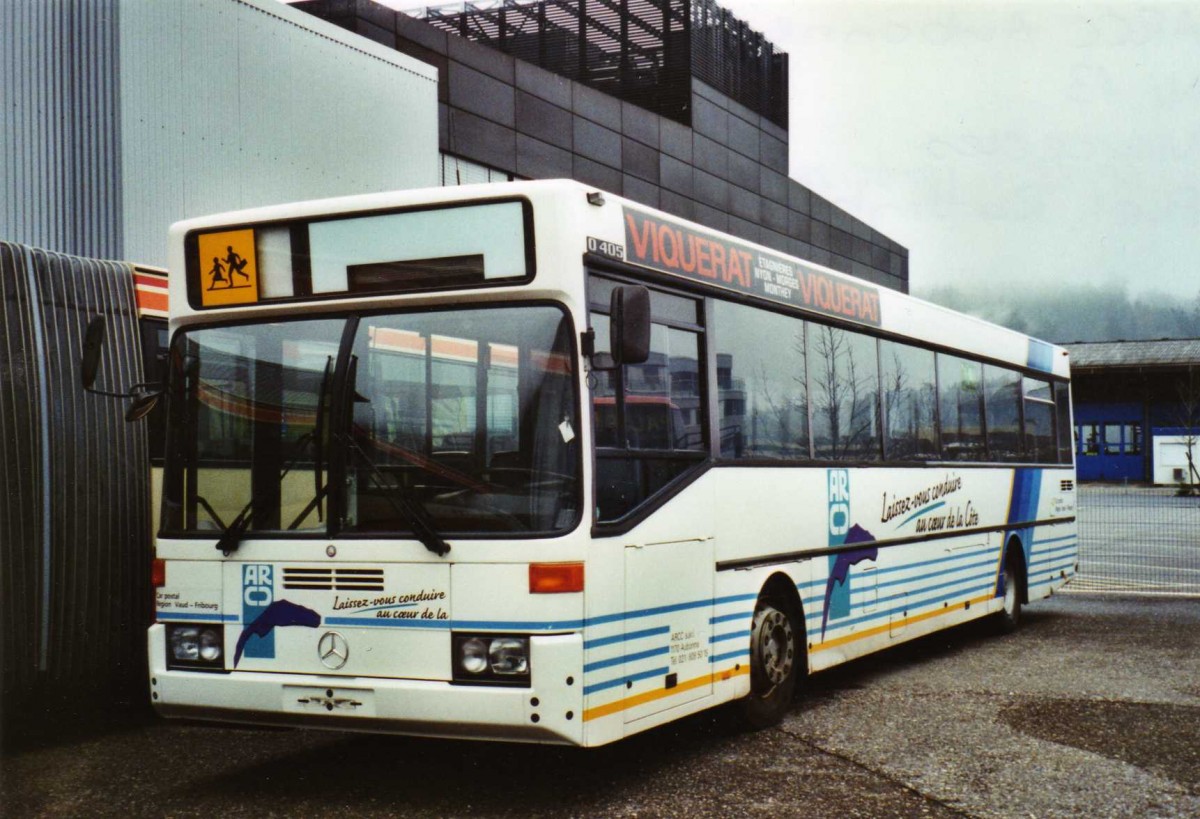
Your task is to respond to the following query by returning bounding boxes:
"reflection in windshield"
[161,306,579,538]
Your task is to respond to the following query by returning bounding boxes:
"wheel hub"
[753,608,795,689]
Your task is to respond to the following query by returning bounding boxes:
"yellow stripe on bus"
[584,592,996,722]
[582,665,750,722]
[811,592,996,653]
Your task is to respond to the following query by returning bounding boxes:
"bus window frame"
[586,266,711,533]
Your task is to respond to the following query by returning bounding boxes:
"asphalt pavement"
[3,593,1198,818]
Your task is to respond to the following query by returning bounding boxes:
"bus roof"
[168,179,1069,379]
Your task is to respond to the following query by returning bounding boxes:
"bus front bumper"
[149,625,585,745]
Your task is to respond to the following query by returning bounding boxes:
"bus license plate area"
[284,684,376,717]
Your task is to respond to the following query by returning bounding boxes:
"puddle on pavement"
[1001,698,1200,794]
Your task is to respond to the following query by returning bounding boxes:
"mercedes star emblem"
[317,631,349,670]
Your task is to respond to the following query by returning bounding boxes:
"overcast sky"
[717,0,1200,298]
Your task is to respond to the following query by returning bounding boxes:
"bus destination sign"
[622,207,881,327]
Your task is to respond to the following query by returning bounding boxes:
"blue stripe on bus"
[584,600,708,628]
[801,557,1000,618]
[583,645,669,674]
[709,629,750,644]
[714,592,763,607]
[710,610,753,625]
[1031,557,1076,574]
[874,556,1000,593]
[1030,552,1077,570]
[1029,543,1077,560]
[1032,534,1076,546]
[710,647,750,664]
[1029,572,1074,590]
[1030,542,1077,557]
[326,617,452,629]
[584,625,669,650]
[874,545,997,578]
[453,618,585,630]
[1031,541,1077,555]
[583,665,670,695]
[816,578,997,636]
[878,569,994,612]
[156,612,239,622]
[898,500,946,529]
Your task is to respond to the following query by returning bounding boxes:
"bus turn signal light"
[529,562,584,594]
[152,558,166,588]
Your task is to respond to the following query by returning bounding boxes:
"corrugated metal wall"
[119,0,439,269]
[0,0,124,259]
[2,0,438,270]
[1,242,151,707]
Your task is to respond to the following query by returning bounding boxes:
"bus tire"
[993,550,1023,634]
[738,593,801,729]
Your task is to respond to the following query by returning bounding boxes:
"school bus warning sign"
[622,207,881,327]
[197,229,259,307]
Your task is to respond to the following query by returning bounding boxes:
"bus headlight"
[166,624,226,671]
[460,638,489,674]
[170,626,200,661]
[488,638,529,675]
[452,634,530,686]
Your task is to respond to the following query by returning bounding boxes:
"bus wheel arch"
[738,573,806,729]
[995,536,1027,633]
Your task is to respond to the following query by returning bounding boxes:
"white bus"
[147,180,1077,745]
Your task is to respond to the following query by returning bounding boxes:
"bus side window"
[712,300,809,460]
[984,364,1023,462]
[811,325,880,461]
[937,354,985,461]
[880,340,937,461]
[139,318,169,465]
[1055,383,1073,463]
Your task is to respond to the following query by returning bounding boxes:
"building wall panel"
[119,0,439,268]
[1,0,123,259]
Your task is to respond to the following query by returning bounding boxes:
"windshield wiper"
[338,429,451,557]
[215,501,257,556]
[216,426,322,555]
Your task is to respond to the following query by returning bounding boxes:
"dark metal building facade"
[296,0,909,292]
[415,0,787,130]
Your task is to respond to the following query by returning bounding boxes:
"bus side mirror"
[81,317,107,389]
[610,285,650,366]
[79,314,165,420]
[126,392,161,422]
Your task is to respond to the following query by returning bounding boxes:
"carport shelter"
[1066,338,1200,483]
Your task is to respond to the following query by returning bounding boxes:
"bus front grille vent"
[282,568,385,592]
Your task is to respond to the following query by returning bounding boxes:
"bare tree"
[750,324,809,456]
[811,326,876,459]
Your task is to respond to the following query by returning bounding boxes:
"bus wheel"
[739,595,800,728]
[994,553,1023,634]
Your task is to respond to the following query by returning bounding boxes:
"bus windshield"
[161,304,580,538]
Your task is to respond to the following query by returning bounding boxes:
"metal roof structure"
[415,0,788,129]
[1065,338,1200,370]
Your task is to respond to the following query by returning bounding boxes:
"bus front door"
[622,536,714,724]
